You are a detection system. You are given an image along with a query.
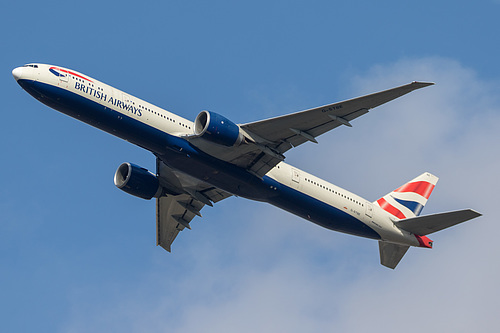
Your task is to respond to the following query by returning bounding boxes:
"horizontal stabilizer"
[379,241,410,269]
[396,209,481,235]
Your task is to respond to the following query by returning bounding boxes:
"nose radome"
[12,67,23,81]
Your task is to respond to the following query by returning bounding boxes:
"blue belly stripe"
[17,79,381,241]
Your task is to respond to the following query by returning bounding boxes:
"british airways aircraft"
[12,63,481,268]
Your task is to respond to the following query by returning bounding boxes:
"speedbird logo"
[49,67,93,82]
[49,67,67,78]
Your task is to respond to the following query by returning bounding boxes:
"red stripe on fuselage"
[377,198,406,219]
[394,181,434,199]
[50,67,93,83]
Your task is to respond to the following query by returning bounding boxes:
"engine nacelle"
[114,162,161,200]
[194,110,244,146]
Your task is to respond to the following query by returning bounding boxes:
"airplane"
[12,63,481,269]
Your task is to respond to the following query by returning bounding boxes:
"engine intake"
[114,162,161,200]
[194,110,243,146]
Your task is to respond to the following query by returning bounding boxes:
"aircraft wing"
[155,158,232,252]
[188,82,433,177]
[240,81,434,152]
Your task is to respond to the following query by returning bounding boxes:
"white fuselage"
[13,63,422,248]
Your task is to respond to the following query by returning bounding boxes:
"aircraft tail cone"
[415,235,433,248]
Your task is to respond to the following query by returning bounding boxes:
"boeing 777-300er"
[12,63,481,269]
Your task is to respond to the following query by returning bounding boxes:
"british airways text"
[74,82,142,116]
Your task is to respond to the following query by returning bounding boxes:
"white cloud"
[62,58,500,332]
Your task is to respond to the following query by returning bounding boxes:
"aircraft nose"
[12,67,23,81]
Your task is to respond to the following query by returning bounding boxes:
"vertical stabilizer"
[375,172,439,220]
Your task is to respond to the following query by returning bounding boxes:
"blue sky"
[2,1,500,332]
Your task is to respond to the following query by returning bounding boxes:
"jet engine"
[114,162,161,200]
[194,110,244,146]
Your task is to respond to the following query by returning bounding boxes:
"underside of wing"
[186,82,433,177]
[240,82,434,153]
[156,194,205,252]
[187,135,285,177]
[155,157,232,252]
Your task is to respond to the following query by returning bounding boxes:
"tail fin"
[374,172,439,220]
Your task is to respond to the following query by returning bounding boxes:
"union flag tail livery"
[13,63,482,269]
[375,172,438,220]
[375,173,480,269]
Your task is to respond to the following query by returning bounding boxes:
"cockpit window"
[23,64,38,68]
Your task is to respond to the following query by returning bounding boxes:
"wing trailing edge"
[155,158,232,252]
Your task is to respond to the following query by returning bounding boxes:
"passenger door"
[365,202,373,218]
[291,168,300,189]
